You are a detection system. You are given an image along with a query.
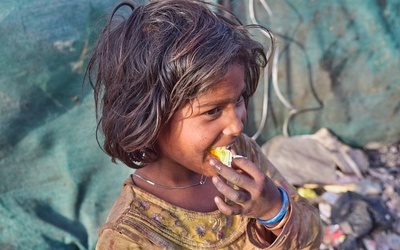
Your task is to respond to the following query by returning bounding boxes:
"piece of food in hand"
[209,147,233,167]
[209,147,239,204]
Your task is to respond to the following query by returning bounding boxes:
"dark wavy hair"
[86,0,272,169]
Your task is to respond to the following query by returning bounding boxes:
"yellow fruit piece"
[209,148,233,166]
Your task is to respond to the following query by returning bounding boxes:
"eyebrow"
[195,86,246,109]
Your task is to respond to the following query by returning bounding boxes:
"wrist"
[256,187,289,226]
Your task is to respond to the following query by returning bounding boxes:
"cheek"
[176,126,210,155]
[185,128,216,160]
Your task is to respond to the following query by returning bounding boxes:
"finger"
[212,176,249,204]
[224,188,250,204]
[214,196,242,216]
[210,158,253,190]
[231,156,265,182]
[232,155,247,160]
[209,157,226,172]
[209,158,240,180]
[212,175,234,195]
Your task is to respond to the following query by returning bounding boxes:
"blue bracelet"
[256,187,289,226]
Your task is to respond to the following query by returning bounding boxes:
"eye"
[236,95,244,105]
[204,107,221,117]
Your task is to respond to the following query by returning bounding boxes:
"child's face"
[157,64,247,176]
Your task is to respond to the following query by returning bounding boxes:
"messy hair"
[86,0,271,168]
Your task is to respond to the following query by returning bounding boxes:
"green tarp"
[0,0,399,249]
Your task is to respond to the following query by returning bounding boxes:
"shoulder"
[235,133,284,180]
[235,133,263,163]
[97,177,161,248]
[102,177,137,226]
[236,133,257,153]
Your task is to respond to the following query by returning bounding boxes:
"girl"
[87,0,323,249]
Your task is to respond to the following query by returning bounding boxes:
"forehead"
[172,63,246,120]
[189,64,245,110]
[199,64,245,97]
[171,64,245,122]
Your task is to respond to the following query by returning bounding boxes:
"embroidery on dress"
[151,213,163,224]
[195,224,206,237]
[136,199,150,210]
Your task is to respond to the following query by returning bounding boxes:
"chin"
[201,163,219,177]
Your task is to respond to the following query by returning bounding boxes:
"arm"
[210,134,323,249]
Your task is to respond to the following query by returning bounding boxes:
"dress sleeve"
[95,183,165,250]
[236,134,324,249]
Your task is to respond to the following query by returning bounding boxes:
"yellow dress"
[96,134,323,249]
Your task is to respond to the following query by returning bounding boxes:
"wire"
[259,0,273,17]
[249,0,272,140]
[251,61,269,140]
[271,44,298,136]
[249,0,299,139]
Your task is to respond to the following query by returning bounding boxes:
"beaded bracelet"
[256,187,289,226]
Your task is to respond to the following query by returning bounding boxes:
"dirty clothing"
[96,134,323,249]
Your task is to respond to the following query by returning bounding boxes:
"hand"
[209,156,283,220]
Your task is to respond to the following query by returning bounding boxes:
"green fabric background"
[0,0,399,249]
[240,0,400,147]
[0,1,132,249]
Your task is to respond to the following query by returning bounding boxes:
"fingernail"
[233,155,247,160]
[212,176,219,186]
[209,159,221,171]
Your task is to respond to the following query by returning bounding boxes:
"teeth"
[209,147,233,166]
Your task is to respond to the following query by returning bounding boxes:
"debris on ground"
[261,128,400,250]
[319,142,400,250]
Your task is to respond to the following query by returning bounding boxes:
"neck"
[133,173,207,190]
[132,161,220,212]
[136,161,200,187]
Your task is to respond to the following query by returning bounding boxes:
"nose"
[222,106,245,137]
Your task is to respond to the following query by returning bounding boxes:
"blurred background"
[0,0,399,249]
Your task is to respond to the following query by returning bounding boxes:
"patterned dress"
[96,134,323,249]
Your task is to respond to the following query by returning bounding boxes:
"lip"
[210,139,237,151]
[210,146,229,150]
